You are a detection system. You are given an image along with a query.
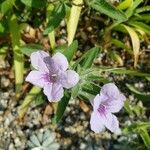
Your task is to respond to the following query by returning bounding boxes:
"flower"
[90,83,126,133]
[26,51,79,102]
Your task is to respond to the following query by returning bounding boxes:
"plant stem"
[8,14,24,94]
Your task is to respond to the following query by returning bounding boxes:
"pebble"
[80,143,86,149]
[14,138,22,147]
[1,76,10,88]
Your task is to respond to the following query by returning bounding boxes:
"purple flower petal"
[52,52,68,71]
[43,57,59,74]
[43,83,64,102]
[26,51,79,103]
[26,71,48,87]
[91,94,102,111]
[90,112,105,133]
[60,70,79,89]
[100,83,120,101]
[30,51,49,72]
[101,112,119,133]
[104,94,126,113]
[90,83,125,133]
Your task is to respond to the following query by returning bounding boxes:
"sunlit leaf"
[123,25,140,67]
[125,0,143,18]
[0,0,15,15]
[18,86,41,118]
[117,0,133,10]
[67,0,83,45]
[8,14,24,93]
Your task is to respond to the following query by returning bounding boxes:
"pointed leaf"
[88,0,127,21]
[53,91,71,124]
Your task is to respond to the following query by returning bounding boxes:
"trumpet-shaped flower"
[90,83,126,133]
[26,51,79,102]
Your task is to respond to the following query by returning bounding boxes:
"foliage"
[0,0,150,148]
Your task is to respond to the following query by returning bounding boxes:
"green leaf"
[73,47,100,69]
[111,38,132,54]
[18,86,41,118]
[128,21,150,35]
[83,47,99,69]
[71,83,80,99]
[20,0,46,8]
[99,67,150,77]
[44,3,66,34]
[63,40,78,62]
[86,75,109,83]
[109,51,124,66]
[139,129,150,148]
[124,100,134,115]
[20,43,43,56]
[123,122,150,133]
[88,0,127,21]
[8,14,24,93]
[81,82,100,95]
[136,5,150,13]
[146,77,150,81]
[126,84,150,101]
[34,93,46,107]
[132,14,150,21]
[78,91,94,101]
[125,0,143,18]
[53,91,71,124]
[117,0,133,10]
[0,0,15,14]
[0,20,8,34]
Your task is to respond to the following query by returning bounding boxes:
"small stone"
[4,118,10,127]
[80,143,86,149]
[14,137,21,147]
[1,76,10,88]
[8,143,15,150]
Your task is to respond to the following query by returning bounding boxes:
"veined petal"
[26,71,48,87]
[100,83,120,101]
[52,52,68,71]
[31,51,49,72]
[101,111,119,133]
[91,94,102,111]
[90,112,105,133]
[104,94,126,113]
[60,70,79,89]
[43,83,64,102]
[43,57,59,75]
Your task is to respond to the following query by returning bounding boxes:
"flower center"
[97,104,106,115]
[50,73,58,82]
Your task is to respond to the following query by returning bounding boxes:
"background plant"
[0,0,150,149]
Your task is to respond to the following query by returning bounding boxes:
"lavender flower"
[26,51,79,102]
[90,83,126,133]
